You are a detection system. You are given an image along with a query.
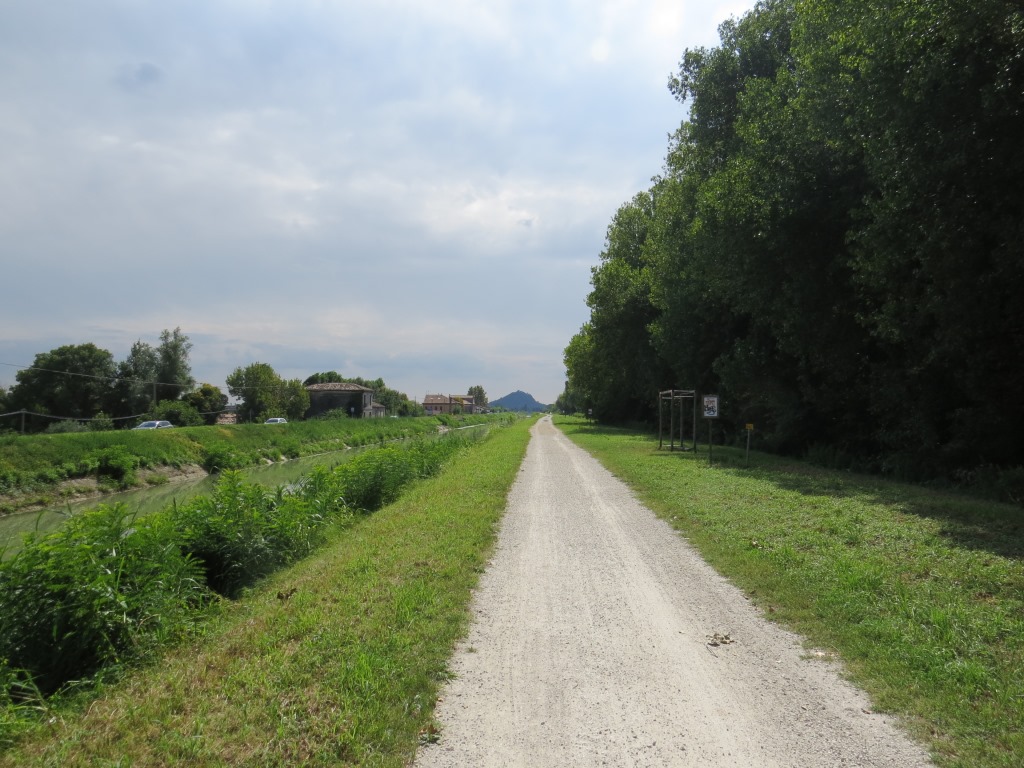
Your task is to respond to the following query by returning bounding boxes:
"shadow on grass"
[567,419,1024,562]
[718,450,1024,562]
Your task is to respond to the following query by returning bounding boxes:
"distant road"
[415,416,933,767]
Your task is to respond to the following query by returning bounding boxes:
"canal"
[0,449,356,554]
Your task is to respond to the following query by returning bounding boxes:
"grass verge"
[0,415,498,514]
[0,416,532,766]
[555,416,1023,768]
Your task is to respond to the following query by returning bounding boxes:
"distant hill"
[490,390,548,413]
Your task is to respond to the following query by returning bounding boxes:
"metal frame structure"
[658,389,697,451]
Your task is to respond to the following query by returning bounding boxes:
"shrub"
[175,469,351,597]
[153,400,204,427]
[93,446,141,488]
[0,504,210,695]
[43,420,87,434]
[88,412,115,432]
[315,408,352,421]
[202,443,250,473]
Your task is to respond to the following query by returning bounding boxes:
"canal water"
[0,449,356,554]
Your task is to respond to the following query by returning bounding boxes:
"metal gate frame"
[658,389,697,451]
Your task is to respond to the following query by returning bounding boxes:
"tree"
[303,371,344,386]
[280,379,310,421]
[109,340,159,421]
[183,383,228,425]
[467,385,487,408]
[795,0,1024,469]
[155,327,195,401]
[7,344,116,432]
[564,192,675,423]
[569,0,1024,478]
[153,400,204,427]
[226,363,286,423]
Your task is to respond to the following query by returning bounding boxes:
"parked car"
[264,417,288,424]
[133,420,173,430]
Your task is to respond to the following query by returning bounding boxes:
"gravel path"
[415,416,934,767]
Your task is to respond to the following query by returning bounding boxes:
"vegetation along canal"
[0,449,357,554]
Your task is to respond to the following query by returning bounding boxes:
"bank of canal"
[0,449,357,555]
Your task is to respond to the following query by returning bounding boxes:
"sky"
[1,0,754,407]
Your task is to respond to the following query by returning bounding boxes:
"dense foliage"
[564,0,1024,486]
[227,362,309,423]
[3,329,198,433]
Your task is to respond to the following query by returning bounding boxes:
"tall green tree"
[109,340,159,420]
[467,385,487,408]
[7,344,117,431]
[571,0,1024,476]
[155,327,195,401]
[183,383,229,425]
[796,0,1024,469]
[565,191,674,423]
[280,379,311,421]
[226,363,288,423]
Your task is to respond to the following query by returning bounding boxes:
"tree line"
[0,331,454,432]
[0,329,214,432]
[561,0,1023,482]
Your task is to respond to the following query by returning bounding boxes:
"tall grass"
[0,415,506,512]
[0,430,482,742]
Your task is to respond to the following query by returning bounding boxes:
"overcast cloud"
[1,0,753,406]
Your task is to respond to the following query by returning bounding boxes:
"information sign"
[703,395,719,419]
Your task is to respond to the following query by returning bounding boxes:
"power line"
[0,409,148,423]
[1,361,304,395]
[0,361,191,390]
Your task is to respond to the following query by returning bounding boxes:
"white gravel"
[415,416,935,767]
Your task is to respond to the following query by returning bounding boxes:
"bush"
[43,420,87,434]
[0,504,210,695]
[91,446,141,488]
[88,412,115,432]
[315,408,352,421]
[153,400,204,427]
[175,468,352,597]
[202,443,250,473]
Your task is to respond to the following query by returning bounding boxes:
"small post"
[745,423,754,467]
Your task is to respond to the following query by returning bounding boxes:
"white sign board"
[703,395,719,419]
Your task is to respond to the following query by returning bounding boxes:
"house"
[306,382,382,418]
[423,394,475,415]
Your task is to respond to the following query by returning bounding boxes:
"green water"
[0,449,356,554]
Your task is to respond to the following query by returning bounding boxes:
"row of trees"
[220,367,432,423]
[0,334,474,431]
[0,329,220,432]
[562,0,1024,479]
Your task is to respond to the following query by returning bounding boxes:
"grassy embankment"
[556,416,1022,768]
[0,415,533,766]
[0,415,490,515]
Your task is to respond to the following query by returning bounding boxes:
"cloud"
[0,0,756,404]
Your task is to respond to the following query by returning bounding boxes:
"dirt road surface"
[415,416,934,767]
